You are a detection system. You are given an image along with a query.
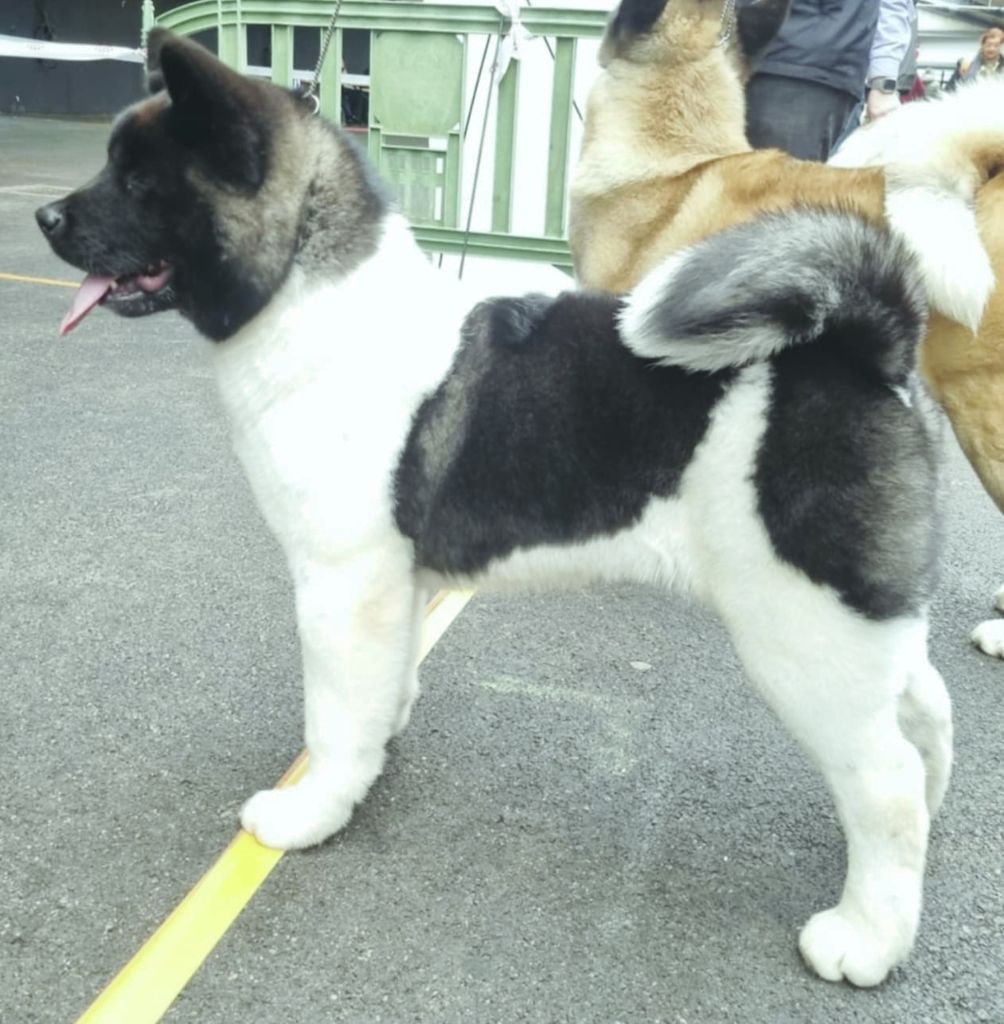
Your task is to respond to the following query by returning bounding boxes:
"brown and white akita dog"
[570,0,1004,654]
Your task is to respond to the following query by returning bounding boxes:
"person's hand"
[866,88,900,122]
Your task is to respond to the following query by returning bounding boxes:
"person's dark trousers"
[745,72,860,161]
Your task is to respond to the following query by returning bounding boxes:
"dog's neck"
[293,119,391,282]
[573,52,750,196]
[213,213,459,425]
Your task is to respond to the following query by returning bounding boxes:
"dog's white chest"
[212,231,464,560]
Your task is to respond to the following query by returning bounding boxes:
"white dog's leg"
[795,721,927,988]
[726,607,931,987]
[241,543,418,850]
[897,659,953,817]
[970,585,1004,657]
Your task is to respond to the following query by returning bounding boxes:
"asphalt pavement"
[2,115,1003,1024]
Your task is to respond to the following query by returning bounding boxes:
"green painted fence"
[142,0,608,269]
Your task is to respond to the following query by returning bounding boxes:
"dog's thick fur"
[569,0,1004,653]
[38,31,954,987]
[830,102,1004,656]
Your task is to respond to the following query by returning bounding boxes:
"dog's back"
[398,210,938,624]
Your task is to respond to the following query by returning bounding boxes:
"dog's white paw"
[240,782,353,850]
[799,906,911,987]
[971,618,1004,658]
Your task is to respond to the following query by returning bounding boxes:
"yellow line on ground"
[0,270,78,288]
[76,588,475,1024]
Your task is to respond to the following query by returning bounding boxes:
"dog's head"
[600,0,790,71]
[36,30,318,341]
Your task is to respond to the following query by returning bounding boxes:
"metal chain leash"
[305,0,345,111]
[717,0,737,47]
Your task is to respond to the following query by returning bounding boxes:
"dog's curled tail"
[618,210,926,384]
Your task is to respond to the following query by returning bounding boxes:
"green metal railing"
[142,0,608,269]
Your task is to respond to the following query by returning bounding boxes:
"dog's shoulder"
[466,294,555,349]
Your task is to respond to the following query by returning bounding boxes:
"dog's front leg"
[241,543,418,850]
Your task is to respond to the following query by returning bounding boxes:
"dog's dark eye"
[124,172,151,196]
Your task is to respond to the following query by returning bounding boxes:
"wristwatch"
[868,77,898,94]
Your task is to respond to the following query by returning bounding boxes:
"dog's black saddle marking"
[393,291,732,577]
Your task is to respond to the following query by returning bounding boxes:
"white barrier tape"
[0,34,144,64]
[245,64,369,88]
[492,0,532,82]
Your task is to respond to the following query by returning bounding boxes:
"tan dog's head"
[599,0,790,73]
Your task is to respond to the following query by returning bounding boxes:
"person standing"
[744,0,913,161]
[962,26,1004,82]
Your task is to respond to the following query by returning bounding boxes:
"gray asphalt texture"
[2,116,1003,1024]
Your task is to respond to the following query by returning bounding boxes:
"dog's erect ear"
[607,0,671,44]
[146,28,267,190]
[146,68,165,94]
[736,0,791,63]
[148,29,242,109]
[145,28,173,95]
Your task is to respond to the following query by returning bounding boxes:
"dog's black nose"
[36,201,66,238]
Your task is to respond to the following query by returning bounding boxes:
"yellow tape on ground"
[76,588,475,1024]
[0,270,78,288]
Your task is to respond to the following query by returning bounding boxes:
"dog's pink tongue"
[60,275,114,336]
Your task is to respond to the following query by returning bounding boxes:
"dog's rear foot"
[241,780,354,850]
[799,904,914,987]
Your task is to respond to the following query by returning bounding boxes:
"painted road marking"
[0,182,68,195]
[0,188,70,199]
[0,182,71,200]
[0,270,78,288]
[0,182,71,191]
[76,588,474,1024]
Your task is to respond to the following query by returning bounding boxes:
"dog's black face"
[38,98,191,330]
[37,30,307,341]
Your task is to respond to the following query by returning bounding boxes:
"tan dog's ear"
[600,0,670,62]
[736,0,791,64]
[607,0,671,43]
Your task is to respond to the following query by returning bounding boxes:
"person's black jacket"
[749,0,880,99]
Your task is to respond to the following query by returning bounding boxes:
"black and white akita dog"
[37,30,953,987]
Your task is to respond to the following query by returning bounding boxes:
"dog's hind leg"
[241,542,420,850]
[897,657,953,818]
[723,605,932,986]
